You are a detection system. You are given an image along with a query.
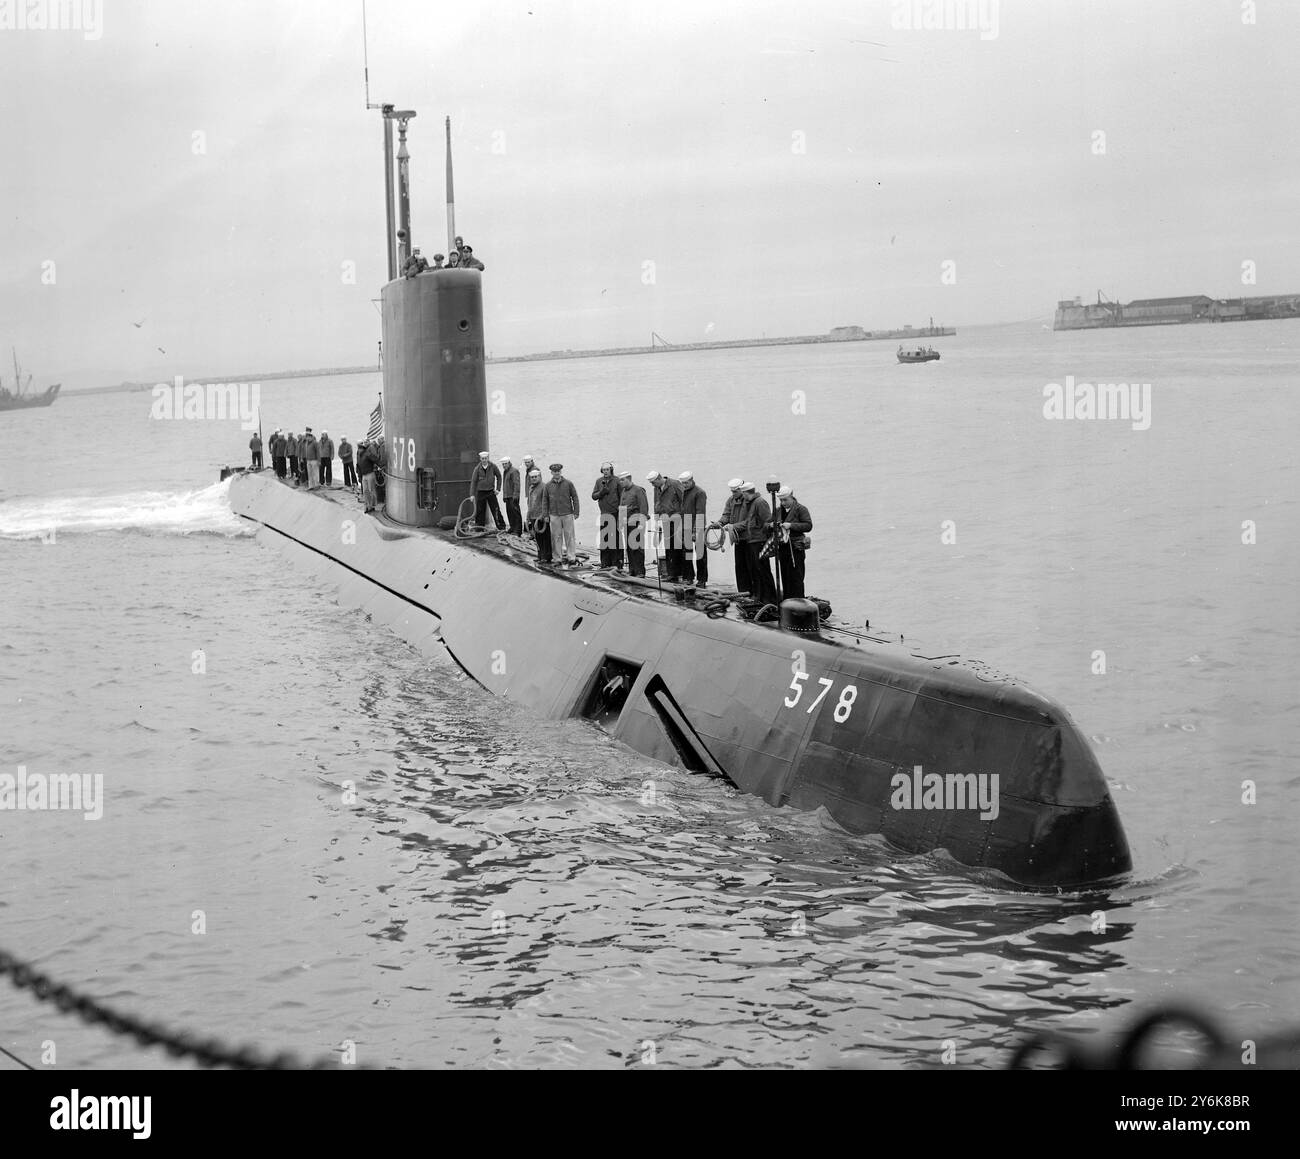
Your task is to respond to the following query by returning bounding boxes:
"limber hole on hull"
[643,674,733,785]
[581,656,643,732]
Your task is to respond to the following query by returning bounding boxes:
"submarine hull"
[229,471,1131,890]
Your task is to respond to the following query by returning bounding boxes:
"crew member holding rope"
[709,478,751,595]
[526,467,552,564]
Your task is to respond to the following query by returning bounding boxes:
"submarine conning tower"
[380,268,488,526]
[374,106,489,527]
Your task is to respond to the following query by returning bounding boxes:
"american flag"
[365,397,383,443]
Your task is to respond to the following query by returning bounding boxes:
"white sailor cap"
[741,481,757,492]
[501,456,512,463]
[777,486,793,499]
[678,471,693,482]
[617,469,632,479]
[727,477,743,489]
[646,470,660,481]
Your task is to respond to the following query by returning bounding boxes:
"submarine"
[227,107,1131,891]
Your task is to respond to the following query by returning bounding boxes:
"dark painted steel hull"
[229,471,1131,890]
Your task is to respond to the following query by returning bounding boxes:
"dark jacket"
[250,434,262,451]
[678,482,707,547]
[526,480,548,523]
[744,495,773,541]
[621,483,649,520]
[592,473,621,515]
[285,435,299,458]
[543,477,579,518]
[722,492,750,542]
[318,435,334,461]
[357,446,376,477]
[270,434,283,456]
[652,477,681,516]
[471,462,501,492]
[338,440,353,462]
[302,435,320,462]
[621,483,649,531]
[778,500,812,535]
[502,465,521,499]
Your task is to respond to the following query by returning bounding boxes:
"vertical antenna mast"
[446,116,456,255]
[362,1,397,281]
[362,0,373,108]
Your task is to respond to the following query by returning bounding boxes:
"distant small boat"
[897,345,940,363]
[0,348,60,411]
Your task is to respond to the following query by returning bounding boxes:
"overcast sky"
[1,0,1296,388]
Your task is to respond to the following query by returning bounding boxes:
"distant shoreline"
[488,326,956,364]
[64,324,958,395]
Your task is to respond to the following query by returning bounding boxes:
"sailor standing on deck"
[742,482,778,606]
[647,470,682,581]
[543,463,580,567]
[592,462,622,569]
[711,478,751,595]
[526,468,552,564]
[318,431,334,486]
[676,471,708,588]
[619,470,649,577]
[249,431,263,469]
[285,432,299,483]
[339,437,355,488]
[302,427,321,490]
[501,456,522,535]
[357,441,378,512]
[773,486,813,599]
[470,451,505,531]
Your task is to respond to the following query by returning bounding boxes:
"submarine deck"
[261,472,1022,690]
[229,467,1132,887]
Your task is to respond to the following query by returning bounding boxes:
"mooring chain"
[1008,1004,1300,1070]
[0,947,354,1070]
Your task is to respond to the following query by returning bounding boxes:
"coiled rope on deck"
[0,947,354,1070]
[453,496,507,540]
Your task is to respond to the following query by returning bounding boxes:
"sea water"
[1,319,1297,1068]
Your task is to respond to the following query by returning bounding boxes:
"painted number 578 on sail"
[784,672,857,721]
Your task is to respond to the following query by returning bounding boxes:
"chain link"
[1,948,355,1070]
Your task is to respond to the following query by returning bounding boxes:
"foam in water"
[0,479,251,540]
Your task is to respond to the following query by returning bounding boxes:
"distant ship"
[227,106,1131,891]
[1054,291,1300,331]
[897,345,940,363]
[0,349,60,412]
